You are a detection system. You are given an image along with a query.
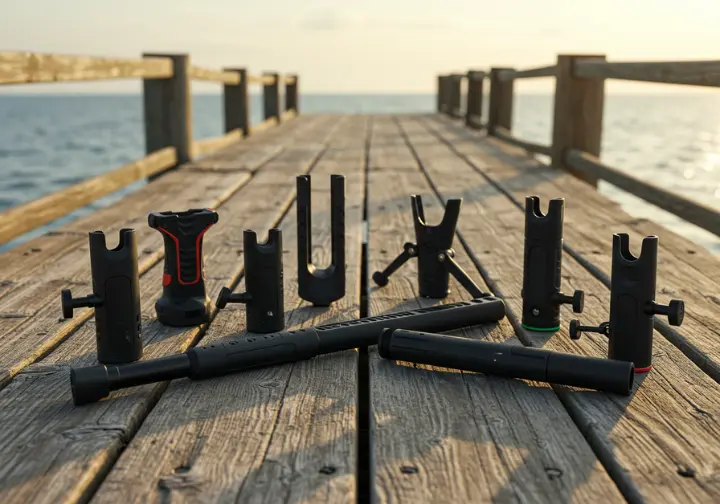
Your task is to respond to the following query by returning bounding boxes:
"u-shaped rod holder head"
[61,228,143,364]
[569,233,685,372]
[521,196,584,332]
[216,228,285,333]
[372,195,487,299]
[296,174,346,306]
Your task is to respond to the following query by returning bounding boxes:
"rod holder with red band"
[569,234,684,372]
[148,208,219,326]
[61,228,143,364]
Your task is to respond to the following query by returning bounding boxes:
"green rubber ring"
[521,324,560,332]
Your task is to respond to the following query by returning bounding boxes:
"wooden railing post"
[465,70,485,128]
[142,53,192,166]
[263,72,281,123]
[449,75,462,117]
[488,67,514,135]
[551,54,606,186]
[440,76,451,114]
[286,75,299,113]
[223,67,249,137]
[437,75,445,113]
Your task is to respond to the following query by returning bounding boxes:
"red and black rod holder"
[521,196,583,332]
[216,228,285,333]
[297,174,346,306]
[569,234,685,372]
[61,229,143,364]
[148,208,219,327]
[372,195,486,299]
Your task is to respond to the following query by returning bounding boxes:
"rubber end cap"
[668,300,684,326]
[372,271,388,287]
[71,365,111,406]
[61,289,74,319]
[572,290,584,314]
[569,319,582,340]
[216,287,232,309]
[378,328,394,359]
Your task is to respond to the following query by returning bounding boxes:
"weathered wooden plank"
[188,66,240,85]
[494,126,551,156]
[0,147,177,245]
[367,116,622,503]
[416,114,720,502]
[0,52,172,85]
[192,129,243,158]
[497,65,556,81]
[574,59,720,88]
[564,149,720,237]
[434,115,720,382]
[89,116,365,503]
[0,117,321,389]
[0,116,345,504]
[247,74,277,86]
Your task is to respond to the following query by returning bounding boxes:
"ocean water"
[1,93,720,254]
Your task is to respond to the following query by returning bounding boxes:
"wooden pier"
[0,51,719,503]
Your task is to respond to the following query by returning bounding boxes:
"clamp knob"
[569,320,609,341]
[650,299,684,327]
[61,289,102,319]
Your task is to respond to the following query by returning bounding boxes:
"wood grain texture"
[0,117,320,391]
[488,68,514,134]
[142,53,192,165]
[367,116,622,503]
[0,147,176,244]
[551,55,605,185]
[0,116,345,504]
[223,68,250,136]
[574,59,720,87]
[189,66,240,85]
[247,74,277,86]
[0,52,172,85]
[498,65,556,81]
[193,130,244,157]
[494,126,551,156]
[90,115,365,504]
[421,114,720,502]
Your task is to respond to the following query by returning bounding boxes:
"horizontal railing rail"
[437,53,720,237]
[0,51,300,245]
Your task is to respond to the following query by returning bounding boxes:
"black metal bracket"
[216,228,285,333]
[372,195,486,299]
[569,233,684,372]
[297,174,346,306]
[521,196,584,332]
[61,228,143,364]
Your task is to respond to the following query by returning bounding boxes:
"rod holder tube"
[379,329,635,396]
[71,296,506,405]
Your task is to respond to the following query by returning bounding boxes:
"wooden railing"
[437,54,720,237]
[0,51,300,244]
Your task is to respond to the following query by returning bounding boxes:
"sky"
[1,0,720,94]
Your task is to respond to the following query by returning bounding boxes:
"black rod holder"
[70,296,506,405]
[61,229,143,364]
[569,234,684,372]
[372,195,486,299]
[521,196,583,331]
[378,329,634,395]
[216,228,285,333]
[148,208,219,326]
[297,174,346,306]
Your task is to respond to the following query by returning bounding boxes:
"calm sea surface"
[1,93,720,253]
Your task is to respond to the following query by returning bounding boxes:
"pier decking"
[2,49,720,503]
[0,113,718,503]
